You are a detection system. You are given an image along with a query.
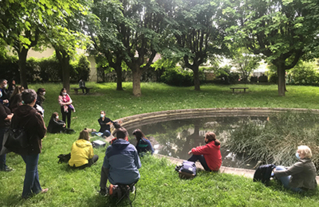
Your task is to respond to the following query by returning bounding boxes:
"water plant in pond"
[227,111,319,170]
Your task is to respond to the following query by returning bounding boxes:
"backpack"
[253,164,276,184]
[177,161,196,179]
[57,153,71,164]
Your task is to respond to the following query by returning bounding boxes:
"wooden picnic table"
[230,87,249,93]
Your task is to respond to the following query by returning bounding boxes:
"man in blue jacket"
[99,128,141,195]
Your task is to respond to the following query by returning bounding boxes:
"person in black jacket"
[97,111,112,137]
[11,89,48,198]
[0,97,13,171]
[47,112,74,134]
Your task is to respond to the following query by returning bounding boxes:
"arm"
[134,150,142,169]
[88,144,94,159]
[191,145,211,155]
[33,112,47,139]
[146,139,154,154]
[274,162,304,177]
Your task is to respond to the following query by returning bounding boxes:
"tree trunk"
[115,65,123,91]
[132,66,142,96]
[18,48,29,89]
[193,66,200,91]
[277,65,286,96]
[56,49,71,93]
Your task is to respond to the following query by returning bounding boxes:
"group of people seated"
[1,83,318,200]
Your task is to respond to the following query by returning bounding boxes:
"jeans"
[21,154,42,198]
[275,166,303,192]
[188,154,211,171]
[0,128,7,169]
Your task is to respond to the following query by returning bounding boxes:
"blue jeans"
[0,128,7,169]
[275,166,303,192]
[188,154,211,171]
[92,130,110,137]
[21,154,42,198]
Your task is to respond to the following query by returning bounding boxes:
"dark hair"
[116,128,127,139]
[100,111,105,114]
[60,88,67,96]
[22,89,37,104]
[132,129,147,142]
[113,121,122,129]
[37,88,46,94]
[10,85,24,98]
[51,112,59,121]
[78,129,90,141]
[205,132,220,146]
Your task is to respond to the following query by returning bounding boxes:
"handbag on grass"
[4,128,29,152]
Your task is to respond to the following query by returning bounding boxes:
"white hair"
[298,145,312,158]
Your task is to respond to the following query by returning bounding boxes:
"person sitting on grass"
[273,145,317,192]
[99,128,141,195]
[47,112,74,134]
[96,111,113,138]
[132,129,154,156]
[187,131,222,172]
[68,129,99,169]
[109,121,128,144]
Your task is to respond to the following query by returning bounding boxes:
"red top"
[191,141,222,171]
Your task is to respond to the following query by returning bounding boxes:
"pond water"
[126,116,268,169]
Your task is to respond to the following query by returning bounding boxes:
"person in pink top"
[187,131,222,172]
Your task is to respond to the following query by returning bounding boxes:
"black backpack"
[253,164,276,184]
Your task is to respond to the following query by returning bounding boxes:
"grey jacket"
[274,158,317,190]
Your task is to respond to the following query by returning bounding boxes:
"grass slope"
[1,82,318,207]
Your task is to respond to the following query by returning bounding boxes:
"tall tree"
[231,48,260,82]
[225,0,319,96]
[0,0,78,88]
[88,0,126,90]
[172,0,228,91]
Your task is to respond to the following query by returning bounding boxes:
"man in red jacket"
[188,132,222,172]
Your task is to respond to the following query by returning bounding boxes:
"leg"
[102,130,111,137]
[61,108,67,123]
[21,154,42,198]
[275,166,303,192]
[66,110,72,128]
[81,87,85,94]
[100,166,109,190]
[88,155,99,166]
[188,154,211,171]
[0,128,7,169]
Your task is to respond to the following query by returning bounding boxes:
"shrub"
[226,112,319,170]
[288,61,318,85]
[160,67,194,86]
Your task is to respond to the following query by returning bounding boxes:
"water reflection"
[127,116,267,169]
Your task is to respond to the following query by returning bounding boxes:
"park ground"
[1,82,319,207]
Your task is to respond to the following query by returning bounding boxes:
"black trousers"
[61,108,72,128]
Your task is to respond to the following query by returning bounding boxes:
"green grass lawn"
[1,82,319,207]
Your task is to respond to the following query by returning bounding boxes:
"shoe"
[131,186,135,194]
[99,188,107,196]
[175,164,182,172]
[0,166,13,172]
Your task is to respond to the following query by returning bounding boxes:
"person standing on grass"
[0,79,9,106]
[273,145,317,192]
[132,129,154,156]
[0,91,13,171]
[68,129,98,169]
[79,79,87,94]
[187,131,222,172]
[10,89,48,199]
[58,88,75,129]
[99,128,141,195]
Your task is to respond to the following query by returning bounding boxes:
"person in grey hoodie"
[99,128,141,195]
[274,145,317,192]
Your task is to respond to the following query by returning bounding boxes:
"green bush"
[160,67,194,86]
[288,61,319,85]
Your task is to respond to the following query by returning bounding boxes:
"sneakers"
[131,186,135,194]
[0,166,13,172]
[175,164,182,172]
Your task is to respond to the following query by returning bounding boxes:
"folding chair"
[115,182,137,207]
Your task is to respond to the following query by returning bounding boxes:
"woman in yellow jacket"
[68,129,99,169]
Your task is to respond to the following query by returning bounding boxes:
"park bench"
[230,87,249,93]
[71,87,93,95]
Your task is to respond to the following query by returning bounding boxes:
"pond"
[126,116,268,169]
